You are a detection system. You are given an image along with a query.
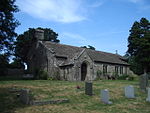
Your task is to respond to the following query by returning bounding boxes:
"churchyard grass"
[0,79,150,113]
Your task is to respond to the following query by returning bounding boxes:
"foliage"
[81,45,96,50]
[0,54,9,75]
[112,72,119,79]
[127,18,150,74]
[128,75,135,81]
[38,69,48,80]
[128,56,144,75]
[0,0,20,54]
[15,28,59,65]
[96,70,102,80]
[117,74,136,81]
[38,27,60,42]
[117,74,129,80]
[47,77,54,81]
[15,28,36,64]
[8,58,24,69]
[52,70,61,80]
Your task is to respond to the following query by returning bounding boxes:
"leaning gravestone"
[19,89,31,105]
[101,89,112,104]
[139,73,149,92]
[146,88,150,102]
[124,85,135,98]
[85,82,93,96]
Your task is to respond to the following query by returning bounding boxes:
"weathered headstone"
[101,89,112,104]
[85,82,93,96]
[19,89,31,105]
[146,88,150,102]
[139,73,149,92]
[124,85,135,98]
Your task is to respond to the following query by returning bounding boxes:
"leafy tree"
[9,58,24,69]
[88,45,95,50]
[127,18,150,74]
[38,27,60,42]
[81,45,95,50]
[15,28,36,64]
[0,54,9,75]
[15,28,60,65]
[0,0,20,54]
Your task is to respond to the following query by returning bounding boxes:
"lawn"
[0,79,150,113]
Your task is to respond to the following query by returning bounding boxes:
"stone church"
[27,29,131,81]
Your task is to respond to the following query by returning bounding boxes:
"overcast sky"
[15,0,150,55]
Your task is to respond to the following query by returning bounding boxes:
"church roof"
[42,41,129,66]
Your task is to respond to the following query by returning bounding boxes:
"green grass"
[0,80,150,113]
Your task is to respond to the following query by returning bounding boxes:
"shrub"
[127,74,137,81]
[38,69,48,80]
[95,70,103,80]
[117,74,129,80]
[47,77,55,81]
[53,70,61,80]
[112,72,119,79]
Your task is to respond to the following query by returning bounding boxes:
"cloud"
[88,1,104,8]
[16,0,86,23]
[59,32,94,46]
[60,32,87,44]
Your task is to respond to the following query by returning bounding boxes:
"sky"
[15,0,150,55]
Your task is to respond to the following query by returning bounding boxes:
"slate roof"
[42,41,129,66]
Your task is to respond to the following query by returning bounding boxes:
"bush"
[52,70,61,80]
[117,74,129,80]
[38,69,48,80]
[127,74,137,81]
[47,77,55,81]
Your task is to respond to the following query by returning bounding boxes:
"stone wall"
[74,50,94,81]
[27,40,131,81]
[6,68,24,76]
[28,41,49,76]
[93,62,130,79]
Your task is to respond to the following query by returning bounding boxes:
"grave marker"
[146,88,150,102]
[101,89,112,104]
[124,85,135,98]
[85,82,93,96]
[19,89,31,105]
[139,73,149,92]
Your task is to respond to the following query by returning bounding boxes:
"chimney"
[35,29,44,40]
[115,50,118,55]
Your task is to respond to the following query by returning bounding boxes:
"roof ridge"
[42,41,123,57]
[42,41,84,50]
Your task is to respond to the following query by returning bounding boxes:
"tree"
[15,28,60,65]
[38,27,60,42]
[0,54,9,75]
[0,0,20,54]
[81,45,96,50]
[88,45,95,50]
[127,18,150,74]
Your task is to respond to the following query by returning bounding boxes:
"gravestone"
[19,89,31,105]
[146,88,150,102]
[139,73,149,92]
[101,89,112,104]
[124,85,135,98]
[85,82,93,96]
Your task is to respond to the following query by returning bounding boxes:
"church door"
[81,62,87,81]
